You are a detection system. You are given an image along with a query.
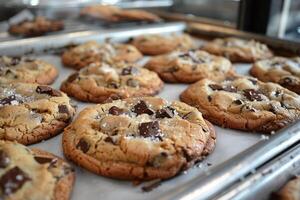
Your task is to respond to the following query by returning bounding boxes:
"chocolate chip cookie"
[0,83,76,145]
[61,41,143,70]
[8,16,64,37]
[63,97,216,180]
[60,62,163,103]
[250,57,300,94]
[0,140,75,200]
[272,176,300,200]
[202,37,273,63]
[0,56,58,85]
[180,76,300,133]
[145,50,235,83]
[131,33,194,55]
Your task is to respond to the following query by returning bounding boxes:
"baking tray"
[0,22,299,200]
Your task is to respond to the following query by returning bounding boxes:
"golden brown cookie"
[61,41,143,70]
[63,97,216,180]
[0,56,58,85]
[271,176,300,200]
[250,57,300,94]
[60,62,163,103]
[8,16,64,37]
[0,141,75,200]
[131,34,194,55]
[180,76,300,133]
[145,49,235,83]
[0,83,76,145]
[202,37,273,63]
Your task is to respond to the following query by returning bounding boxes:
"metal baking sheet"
[0,22,298,200]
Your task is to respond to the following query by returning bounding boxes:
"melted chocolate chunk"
[209,84,237,92]
[243,89,263,101]
[233,99,243,105]
[0,95,19,106]
[0,151,10,168]
[121,67,138,75]
[104,136,116,145]
[36,86,61,97]
[139,121,162,139]
[0,167,31,196]
[10,57,21,66]
[107,82,119,89]
[67,72,79,82]
[58,105,69,114]
[279,77,294,86]
[34,156,57,167]
[132,101,154,115]
[126,79,139,87]
[108,106,124,116]
[275,90,282,97]
[179,51,204,64]
[155,107,175,118]
[76,139,90,153]
[208,96,212,102]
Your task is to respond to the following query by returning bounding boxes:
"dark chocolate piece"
[36,86,61,97]
[76,138,90,153]
[108,106,124,116]
[58,105,69,114]
[139,121,162,139]
[121,67,138,75]
[155,107,175,119]
[132,101,154,115]
[243,89,263,101]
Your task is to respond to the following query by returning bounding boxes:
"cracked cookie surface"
[180,76,300,133]
[202,37,273,63]
[60,62,163,103]
[63,97,216,180]
[145,50,235,83]
[0,56,58,85]
[131,34,194,55]
[61,41,143,70]
[0,141,75,200]
[0,83,76,145]
[250,57,300,94]
[8,16,64,37]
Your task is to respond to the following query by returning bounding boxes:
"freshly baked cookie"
[0,141,75,200]
[202,37,273,63]
[0,83,76,145]
[250,57,300,94]
[61,41,143,70]
[180,76,300,133]
[80,5,161,23]
[145,50,235,83]
[272,176,300,200]
[131,34,194,55]
[63,97,216,180]
[8,16,64,37]
[0,56,58,85]
[60,62,163,103]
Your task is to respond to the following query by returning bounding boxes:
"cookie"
[61,41,143,70]
[272,176,300,200]
[201,37,273,63]
[180,76,300,133]
[8,16,64,37]
[63,97,216,180]
[250,57,300,94]
[60,62,163,103]
[114,9,161,23]
[0,83,76,145]
[131,33,194,55]
[0,56,58,85]
[0,140,75,200]
[145,49,235,83]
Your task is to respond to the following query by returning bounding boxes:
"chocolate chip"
[36,86,61,97]
[279,77,294,86]
[76,139,90,153]
[139,121,162,139]
[182,149,193,162]
[0,151,10,168]
[121,67,138,75]
[155,107,175,118]
[67,72,79,82]
[233,99,243,105]
[10,57,21,66]
[132,101,154,115]
[0,95,19,106]
[275,90,282,97]
[104,136,116,145]
[108,106,124,115]
[243,89,263,101]
[248,79,257,85]
[208,96,212,102]
[107,82,119,89]
[0,167,31,196]
[34,156,57,167]
[179,51,204,64]
[24,58,35,62]
[58,105,69,114]
[126,79,139,87]
[209,84,237,92]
